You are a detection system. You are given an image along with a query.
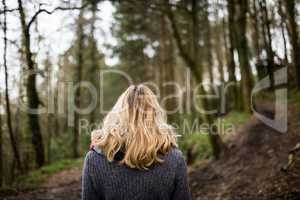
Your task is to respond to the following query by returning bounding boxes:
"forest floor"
[2,105,300,200]
[2,167,82,200]
[189,104,300,200]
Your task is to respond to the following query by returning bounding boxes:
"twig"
[0,8,19,15]
[27,3,89,30]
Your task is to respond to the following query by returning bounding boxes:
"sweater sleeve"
[82,152,100,200]
[171,151,192,200]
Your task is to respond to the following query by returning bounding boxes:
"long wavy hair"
[91,84,177,169]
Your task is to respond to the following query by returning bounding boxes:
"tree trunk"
[159,13,176,122]
[226,0,239,110]
[250,0,264,80]
[193,0,225,159]
[283,0,300,89]
[73,8,85,158]
[203,0,214,85]
[0,92,3,186]
[88,1,99,124]
[167,0,225,159]
[3,0,23,172]
[47,113,53,163]
[233,0,253,113]
[278,1,288,65]
[214,33,225,83]
[213,3,224,83]
[17,0,45,167]
[44,55,53,163]
[259,0,274,90]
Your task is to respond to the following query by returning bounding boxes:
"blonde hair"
[91,84,177,169]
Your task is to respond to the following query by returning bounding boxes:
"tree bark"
[226,0,239,110]
[283,0,300,89]
[44,54,53,163]
[278,1,288,65]
[259,0,274,90]
[73,8,85,158]
[213,3,224,83]
[17,0,45,167]
[250,0,264,80]
[88,1,99,124]
[232,0,253,113]
[159,13,176,122]
[203,0,214,85]
[3,0,23,172]
[0,90,3,186]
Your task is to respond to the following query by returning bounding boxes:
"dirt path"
[5,168,82,200]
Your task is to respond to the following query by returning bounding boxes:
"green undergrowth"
[178,111,251,163]
[289,90,300,108]
[178,133,212,161]
[15,158,83,190]
[216,111,251,134]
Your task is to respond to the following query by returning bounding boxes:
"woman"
[82,84,191,200]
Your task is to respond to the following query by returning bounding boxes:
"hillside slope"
[190,106,300,200]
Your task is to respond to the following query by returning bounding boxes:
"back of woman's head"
[91,84,177,169]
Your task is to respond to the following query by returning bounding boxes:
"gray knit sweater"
[82,148,192,200]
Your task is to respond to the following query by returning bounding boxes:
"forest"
[0,0,299,199]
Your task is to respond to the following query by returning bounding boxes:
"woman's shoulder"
[85,148,106,163]
[168,147,184,156]
[85,147,186,168]
[165,147,186,164]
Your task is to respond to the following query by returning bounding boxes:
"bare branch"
[165,2,195,69]
[0,8,19,15]
[0,37,19,48]
[27,3,89,31]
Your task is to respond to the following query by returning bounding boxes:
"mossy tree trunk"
[73,7,85,158]
[17,0,45,167]
[166,0,226,159]
[232,0,253,113]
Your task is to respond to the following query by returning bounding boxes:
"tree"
[112,1,155,83]
[203,0,214,85]
[112,1,178,121]
[0,91,2,186]
[249,0,264,80]
[87,0,100,124]
[226,0,239,110]
[213,2,225,83]
[283,0,300,89]
[166,0,225,159]
[3,0,23,172]
[259,0,275,89]
[42,53,54,163]
[157,13,176,121]
[73,7,85,158]
[230,0,253,113]
[17,0,45,167]
[278,0,288,66]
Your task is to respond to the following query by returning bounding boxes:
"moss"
[217,111,251,132]
[178,133,212,161]
[178,111,251,163]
